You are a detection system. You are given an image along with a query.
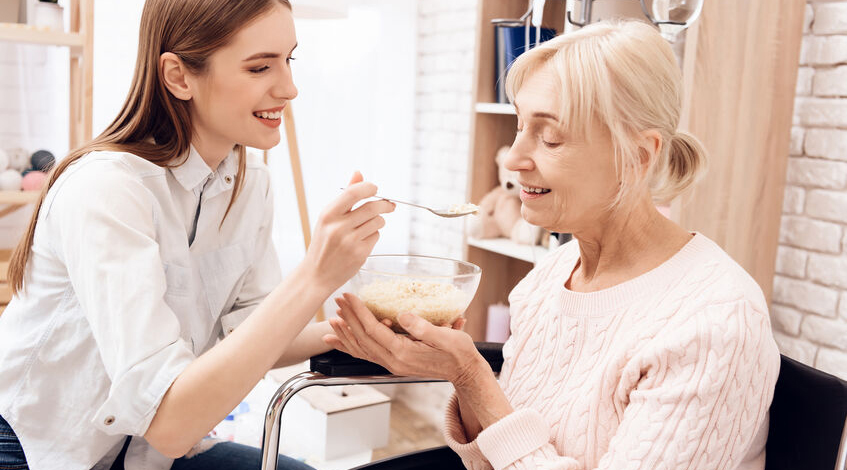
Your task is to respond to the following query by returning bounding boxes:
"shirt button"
[224,175,233,184]
[104,416,116,425]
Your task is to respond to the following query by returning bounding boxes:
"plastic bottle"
[212,401,250,442]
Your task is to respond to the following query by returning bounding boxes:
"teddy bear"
[468,146,544,245]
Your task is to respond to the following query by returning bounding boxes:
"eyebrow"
[531,112,559,121]
[512,103,559,121]
[243,43,298,61]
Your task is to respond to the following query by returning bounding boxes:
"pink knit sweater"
[444,234,780,470]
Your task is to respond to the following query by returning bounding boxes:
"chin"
[241,133,281,151]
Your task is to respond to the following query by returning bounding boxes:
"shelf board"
[0,23,84,49]
[475,102,517,115]
[467,237,549,264]
[0,191,40,205]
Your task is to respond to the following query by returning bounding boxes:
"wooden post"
[68,0,93,150]
[282,104,325,322]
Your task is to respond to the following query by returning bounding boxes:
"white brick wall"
[397,0,478,427]
[407,0,477,261]
[774,0,847,379]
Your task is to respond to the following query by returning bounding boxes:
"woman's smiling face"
[187,2,299,152]
[503,66,621,234]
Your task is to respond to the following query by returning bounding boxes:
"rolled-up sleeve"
[220,166,281,337]
[46,160,196,436]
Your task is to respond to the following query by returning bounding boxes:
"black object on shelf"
[30,150,55,172]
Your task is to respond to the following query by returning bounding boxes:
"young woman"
[327,20,780,470]
[0,1,394,469]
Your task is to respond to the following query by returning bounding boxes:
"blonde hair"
[505,20,707,207]
[8,0,291,295]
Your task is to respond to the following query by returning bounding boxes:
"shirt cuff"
[220,305,256,337]
[476,407,551,470]
[443,393,491,469]
[92,339,195,435]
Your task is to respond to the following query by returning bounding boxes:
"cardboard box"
[0,0,21,23]
[280,384,391,460]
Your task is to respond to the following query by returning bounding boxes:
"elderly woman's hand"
[322,293,487,386]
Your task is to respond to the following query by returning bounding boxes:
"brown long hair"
[9,0,292,295]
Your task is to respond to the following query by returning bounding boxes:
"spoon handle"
[338,187,437,214]
[376,196,435,213]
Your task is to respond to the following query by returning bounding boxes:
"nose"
[503,137,534,173]
[272,67,298,101]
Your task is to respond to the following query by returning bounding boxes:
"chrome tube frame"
[836,414,847,470]
[260,372,445,470]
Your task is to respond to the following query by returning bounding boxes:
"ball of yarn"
[21,171,47,191]
[30,150,55,172]
[0,170,22,191]
[0,148,9,172]
[7,148,30,172]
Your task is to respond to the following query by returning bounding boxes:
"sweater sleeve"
[446,299,780,470]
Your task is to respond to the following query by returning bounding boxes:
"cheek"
[206,75,254,114]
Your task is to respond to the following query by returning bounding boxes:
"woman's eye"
[542,139,562,148]
[286,56,297,64]
[249,65,270,74]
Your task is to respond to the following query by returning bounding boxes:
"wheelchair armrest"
[310,342,504,377]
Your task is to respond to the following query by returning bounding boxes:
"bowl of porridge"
[350,255,481,333]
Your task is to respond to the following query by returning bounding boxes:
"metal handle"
[260,372,445,470]
[637,0,704,27]
[566,0,593,27]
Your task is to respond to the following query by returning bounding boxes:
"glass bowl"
[349,255,482,333]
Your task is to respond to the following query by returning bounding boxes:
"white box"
[30,2,62,31]
[280,384,391,461]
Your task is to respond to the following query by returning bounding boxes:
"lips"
[520,184,551,194]
[252,105,285,120]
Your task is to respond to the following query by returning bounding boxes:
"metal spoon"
[341,188,478,218]
[378,196,479,218]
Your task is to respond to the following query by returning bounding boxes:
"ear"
[637,129,663,170]
[159,52,193,101]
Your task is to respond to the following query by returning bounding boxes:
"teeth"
[254,110,282,119]
[522,185,550,194]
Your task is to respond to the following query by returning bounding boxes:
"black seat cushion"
[311,342,504,377]
[766,354,847,470]
[350,445,464,470]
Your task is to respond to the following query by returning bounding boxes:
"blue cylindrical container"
[493,20,556,103]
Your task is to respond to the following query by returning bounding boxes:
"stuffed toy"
[469,146,543,245]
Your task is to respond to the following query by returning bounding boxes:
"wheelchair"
[260,346,847,470]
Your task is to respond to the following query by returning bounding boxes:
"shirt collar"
[170,145,238,193]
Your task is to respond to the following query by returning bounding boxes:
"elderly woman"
[324,20,780,470]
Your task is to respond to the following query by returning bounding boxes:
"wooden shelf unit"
[462,0,805,341]
[0,0,93,221]
[0,23,85,49]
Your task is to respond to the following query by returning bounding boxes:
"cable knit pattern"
[443,234,780,470]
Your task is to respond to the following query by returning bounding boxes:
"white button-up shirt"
[0,146,281,470]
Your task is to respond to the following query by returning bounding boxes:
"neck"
[567,195,691,292]
[191,133,234,172]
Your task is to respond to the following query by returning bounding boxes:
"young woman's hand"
[303,172,395,291]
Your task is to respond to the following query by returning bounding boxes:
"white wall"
[266,0,416,272]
